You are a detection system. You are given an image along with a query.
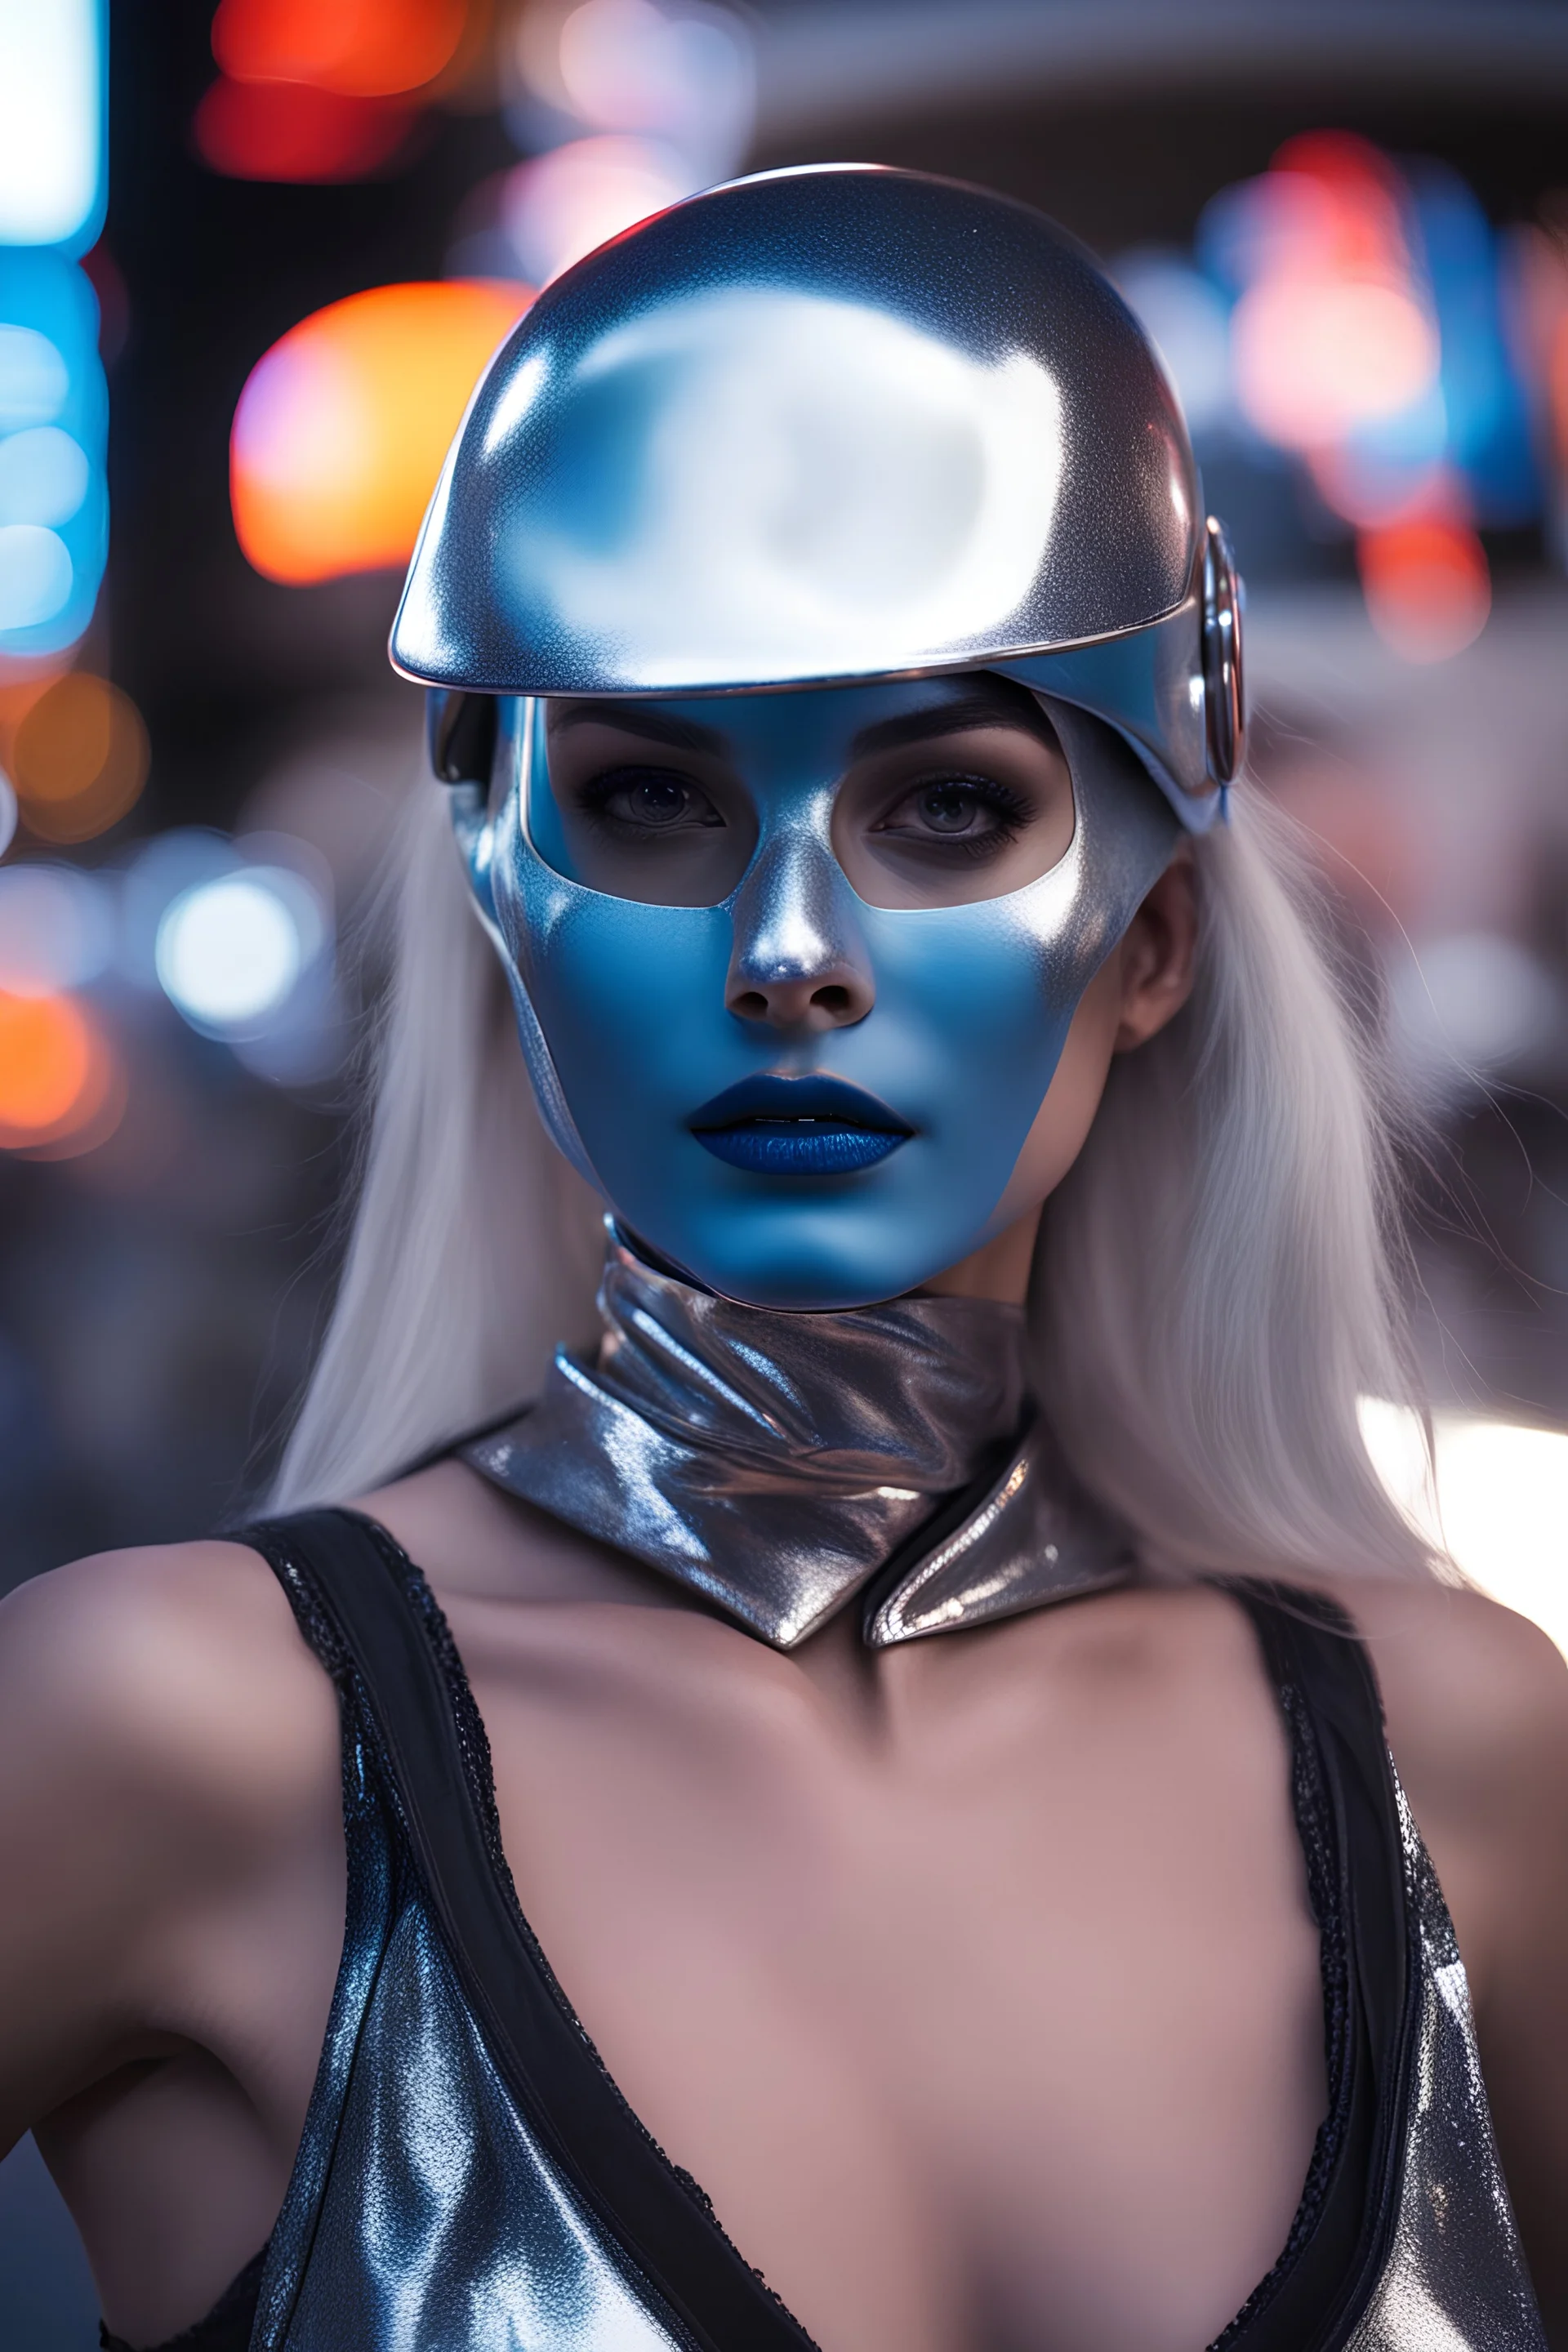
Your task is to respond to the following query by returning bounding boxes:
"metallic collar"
[462,1231,1131,1649]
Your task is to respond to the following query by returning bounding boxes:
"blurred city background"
[4,0,1568,2339]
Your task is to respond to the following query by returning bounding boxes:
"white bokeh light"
[0,325,69,431]
[501,135,696,286]
[1431,1419,1568,1661]
[0,520,73,627]
[155,869,307,1030]
[1385,929,1562,1105]
[0,0,103,247]
[0,425,90,525]
[556,0,753,172]
[1362,1398,1568,1661]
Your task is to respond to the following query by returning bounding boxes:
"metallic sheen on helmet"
[393,164,1245,819]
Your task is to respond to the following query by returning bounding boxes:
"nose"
[725,828,875,1031]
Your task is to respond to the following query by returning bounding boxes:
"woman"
[2,167,1565,2352]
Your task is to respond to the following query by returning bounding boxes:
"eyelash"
[570,763,1036,856]
[574,766,709,831]
[887,773,1034,859]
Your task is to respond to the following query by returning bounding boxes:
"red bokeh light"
[194,78,416,183]
[211,0,469,100]
[1358,517,1491,663]
[1227,131,1439,456]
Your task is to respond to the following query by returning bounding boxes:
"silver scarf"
[464,1230,1131,1649]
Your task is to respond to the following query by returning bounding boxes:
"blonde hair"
[272,773,1437,1584]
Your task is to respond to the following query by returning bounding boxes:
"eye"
[912,781,995,834]
[581,765,724,834]
[875,773,1031,858]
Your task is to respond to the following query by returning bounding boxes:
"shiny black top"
[108,1511,1544,2351]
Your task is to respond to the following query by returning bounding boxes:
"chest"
[458,1598,1325,2352]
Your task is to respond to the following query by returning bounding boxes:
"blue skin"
[457,679,1174,1311]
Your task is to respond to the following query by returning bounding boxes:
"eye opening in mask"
[523,676,1078,913]
[829,679,1075,910]
[528,697,760,908]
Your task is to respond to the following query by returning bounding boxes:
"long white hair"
[272,771,1437,1583]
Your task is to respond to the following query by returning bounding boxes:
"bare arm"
[0,1541,343,2335]
[1349,1579,1568,2340]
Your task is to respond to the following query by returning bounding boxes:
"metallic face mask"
[408,164,1233,1310]
[452,681,1177,1311]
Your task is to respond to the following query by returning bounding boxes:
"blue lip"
[695,1124,907,1174]
[689,1073,913,1177]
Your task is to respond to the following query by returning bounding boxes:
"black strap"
[244,1508,818,2352]
[1217,1581,1413,2352]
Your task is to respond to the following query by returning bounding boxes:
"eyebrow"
[847,696,1057,762]
[548,701,728,755]
[546,688,1055,764]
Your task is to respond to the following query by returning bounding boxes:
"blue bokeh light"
[0,251,106,656]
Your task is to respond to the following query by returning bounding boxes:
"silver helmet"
[393,163,1244,821]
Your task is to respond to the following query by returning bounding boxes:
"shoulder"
[1318,1572,1568,1811]
[0,1539,344,2137]
[0,1535,340,1860]
[1313,1572,1568,1993]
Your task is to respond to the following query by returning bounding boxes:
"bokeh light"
[1363,1401,1568,1664]
[1383,928,1561,1104]
[9,672,149,843]
[0,862,112,996]
[0,323,70,427]
[499,0,754,282]
[193,78,416,183]
[1158,131,1547,662]
[196,0,472,183]
[1432,1420,1568,1663]
[231,279,532,582]
[119,829,248,987]
[501,135,693,284]
[1216,137,1441,451]
[0,425,91,527]
[0,987,121,1154]
[517,0,752,163]
[0,521,72,630]
[0,254,109,656]
[1358,515,1491,662]
[0,0,105,252]
[212,0,467,96]
[555,0,753,164]
[0,990,91,1134]
[155,868,318,1031]
[1234,276,1438,449]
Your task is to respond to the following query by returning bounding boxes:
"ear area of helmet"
[1201,516,1245,787]
[429,689,519,930]
[428,688,504,790]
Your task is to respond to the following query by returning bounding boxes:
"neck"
[918,1208,1043,1306]
[462,1227,1132,1649]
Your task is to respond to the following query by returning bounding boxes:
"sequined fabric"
[463,1228,1131,1648]
[247,1597,685,2352]
[1340,1780,1547,2351]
